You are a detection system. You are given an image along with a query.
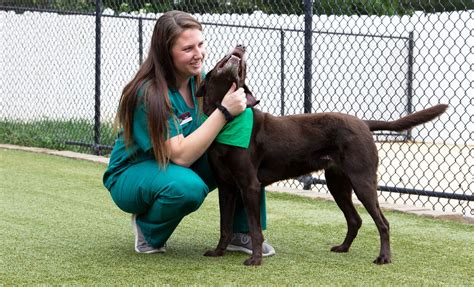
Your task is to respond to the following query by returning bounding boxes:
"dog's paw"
[373,254,391,264]
[204,249,224,257]
[244,256,262,266]
[330,244,349,253]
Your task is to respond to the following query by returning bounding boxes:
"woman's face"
[171,28,206,82]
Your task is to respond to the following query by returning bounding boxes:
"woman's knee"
[166,178,209,214]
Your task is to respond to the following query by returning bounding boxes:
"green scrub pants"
[109,154,267,248]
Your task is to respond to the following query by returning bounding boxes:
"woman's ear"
[244,84,260,107]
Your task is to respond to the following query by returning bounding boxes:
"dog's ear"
[195,80,206,98]
[243,84,260,107]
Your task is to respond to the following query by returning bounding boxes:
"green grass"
[1,148,473,285]
[0,119,115,155]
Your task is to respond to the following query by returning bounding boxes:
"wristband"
[215,103,235,122]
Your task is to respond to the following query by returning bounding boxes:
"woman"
[103,10,275,256]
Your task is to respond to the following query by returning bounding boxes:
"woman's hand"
[220,83,246,116]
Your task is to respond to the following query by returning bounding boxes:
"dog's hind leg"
[204,181,239,257]
[325,167,362,253]
[350,176,391,264]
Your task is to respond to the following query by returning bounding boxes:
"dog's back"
[251,109,377,186]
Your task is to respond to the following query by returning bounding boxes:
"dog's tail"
[364,104,448,132]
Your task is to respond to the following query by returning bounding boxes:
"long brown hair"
[115,11,203,166]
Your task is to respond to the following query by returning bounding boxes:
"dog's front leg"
[204,181,238,257]
[237,179,263,266]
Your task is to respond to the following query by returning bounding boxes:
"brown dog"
[197,45,448,266]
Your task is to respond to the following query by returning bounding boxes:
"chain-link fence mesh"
[1,1,472,216]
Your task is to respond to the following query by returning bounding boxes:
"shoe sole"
[135,246,166,254]
[226,244,276,257]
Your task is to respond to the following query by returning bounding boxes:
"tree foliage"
[0,0,472,15]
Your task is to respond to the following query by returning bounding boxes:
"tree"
[1,0,472,15]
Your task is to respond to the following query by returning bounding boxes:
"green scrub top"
[103,77,202,190]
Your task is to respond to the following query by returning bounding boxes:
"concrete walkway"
[2,143,472,224]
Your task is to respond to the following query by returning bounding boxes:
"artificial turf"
[0,148,472,285]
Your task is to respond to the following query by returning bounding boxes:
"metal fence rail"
[0,1,472,216]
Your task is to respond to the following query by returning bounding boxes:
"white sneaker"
[131,214,166,254]
[226,233,276,257]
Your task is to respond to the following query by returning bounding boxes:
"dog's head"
[196,44,259,115]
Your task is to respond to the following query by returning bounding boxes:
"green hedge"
[0,119,115,155]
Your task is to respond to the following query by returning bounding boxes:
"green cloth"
[204,108,254,148]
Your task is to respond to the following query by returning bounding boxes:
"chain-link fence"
[1,1,472,216]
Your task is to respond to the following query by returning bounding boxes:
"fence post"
[138,17,143,65]
[406,31,414,141]
[94,0,102,155]
[280,29,285,116]
[304,0,313,113]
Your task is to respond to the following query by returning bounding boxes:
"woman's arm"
[166,83,246,167]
